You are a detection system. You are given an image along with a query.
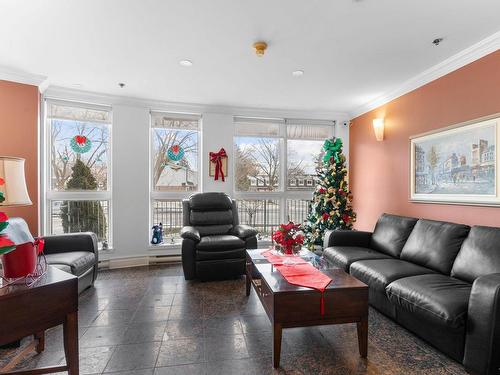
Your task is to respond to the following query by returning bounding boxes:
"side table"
[0,266,79,375]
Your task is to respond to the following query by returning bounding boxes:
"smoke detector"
[253,41,268,57]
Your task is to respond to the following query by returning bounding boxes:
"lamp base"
[1,243,37,278]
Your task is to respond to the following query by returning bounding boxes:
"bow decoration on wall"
[323,138,343,164]
[209,148,227,181]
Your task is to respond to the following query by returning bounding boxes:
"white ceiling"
[1,0,500,115]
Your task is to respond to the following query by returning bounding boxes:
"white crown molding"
[350,30,500,119]
[0,65,48,88]
[44,85,350,121]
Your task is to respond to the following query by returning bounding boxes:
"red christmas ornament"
[342,213,351,223]
[318,187,326,194]
[322,213,330,221]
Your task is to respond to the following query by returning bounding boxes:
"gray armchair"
[180,192,258,280]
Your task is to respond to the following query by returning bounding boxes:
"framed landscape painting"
[410,114,500,206]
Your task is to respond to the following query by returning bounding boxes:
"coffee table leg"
[35,331,45,353]
[64,311,79,375]
[245,263,251,296]
[273,323,282,368]
[357,316,368,358]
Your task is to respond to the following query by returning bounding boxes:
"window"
[45,100,112,248]
[234,117,283,192]
[286,122,331,191]
[150,112,201,245]
[151,112,200,192]
[234,117,335,241]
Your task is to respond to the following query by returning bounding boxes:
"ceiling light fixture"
[253,42,268,57]
[179,59,193,67]
[292,70,304,77]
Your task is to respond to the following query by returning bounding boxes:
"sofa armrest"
[43,232,98,255]
[464,273,500,375]
[323,230,372,249]
[232,224,258,239]
[180,226,201,243]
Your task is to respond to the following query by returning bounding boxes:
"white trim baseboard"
[350,30,500,119]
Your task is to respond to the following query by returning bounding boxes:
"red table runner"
[262,250,332,315]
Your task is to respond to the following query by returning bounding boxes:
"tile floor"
[0,264,468,375]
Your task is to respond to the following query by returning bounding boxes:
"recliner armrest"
[464,273,500,375]
[323,230,372,248]
[180,226,201,243]
[232,224,258,239]
[43,232,98,255]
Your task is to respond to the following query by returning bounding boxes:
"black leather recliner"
[323,213,500,375]
[180,192,258,280]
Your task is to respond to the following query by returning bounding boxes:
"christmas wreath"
[70,135,92,154]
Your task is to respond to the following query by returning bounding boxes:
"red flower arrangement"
[272,221,305,255]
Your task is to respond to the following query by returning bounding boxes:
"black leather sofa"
[323,213,500,375]
[5,218,98,294]
[180,192,258,281]
[44,232,99,294]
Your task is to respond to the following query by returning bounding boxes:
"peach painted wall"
[350,50,500,231]
[0,80,39,235]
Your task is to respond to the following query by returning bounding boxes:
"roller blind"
[47,99,111,124]
[285,119,335,140]
[234,116,284,137]
[151,111,200,129]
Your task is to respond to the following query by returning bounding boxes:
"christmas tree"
[302,137,356,250]
[61,159,107,242]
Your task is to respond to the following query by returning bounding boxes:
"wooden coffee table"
[0,266,79,375]
[245,249,368,368]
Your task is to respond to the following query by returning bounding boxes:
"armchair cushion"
[43,232,98,255]
[232,224,258,239]
[180,226,201,243]
[197,235,245,251]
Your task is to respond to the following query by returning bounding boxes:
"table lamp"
[0,156,34,278]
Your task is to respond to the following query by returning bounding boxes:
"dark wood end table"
[245,249,368,368]
[0,266,79,375]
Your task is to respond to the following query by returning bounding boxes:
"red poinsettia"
[272,221,304,250]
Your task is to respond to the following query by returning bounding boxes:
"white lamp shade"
[0,156,32,206]
[372,118,385,141]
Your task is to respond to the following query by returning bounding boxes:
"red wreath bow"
[209,148,227,181]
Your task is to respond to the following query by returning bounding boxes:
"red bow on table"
[209,148,227,181]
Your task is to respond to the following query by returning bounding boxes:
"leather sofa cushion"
[45,251,96,277]
[190,210,233,226]
[350,259,435,292]
[189,192,233,211]
[370,214,418,257]
[196,235,245,251]
[400,219,470,274]
[323,246,391,272]
[386,274,472,329]
[452,225,500,283]
[197,248,245,261]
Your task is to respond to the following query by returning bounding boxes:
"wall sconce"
[372,118,385,141]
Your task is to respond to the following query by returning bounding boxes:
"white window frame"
[233,117,335,243]
[42,98,113,248]
[149,111,202,247]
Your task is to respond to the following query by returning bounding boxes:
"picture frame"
[209,155,228,177]
[409,114,500,206]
